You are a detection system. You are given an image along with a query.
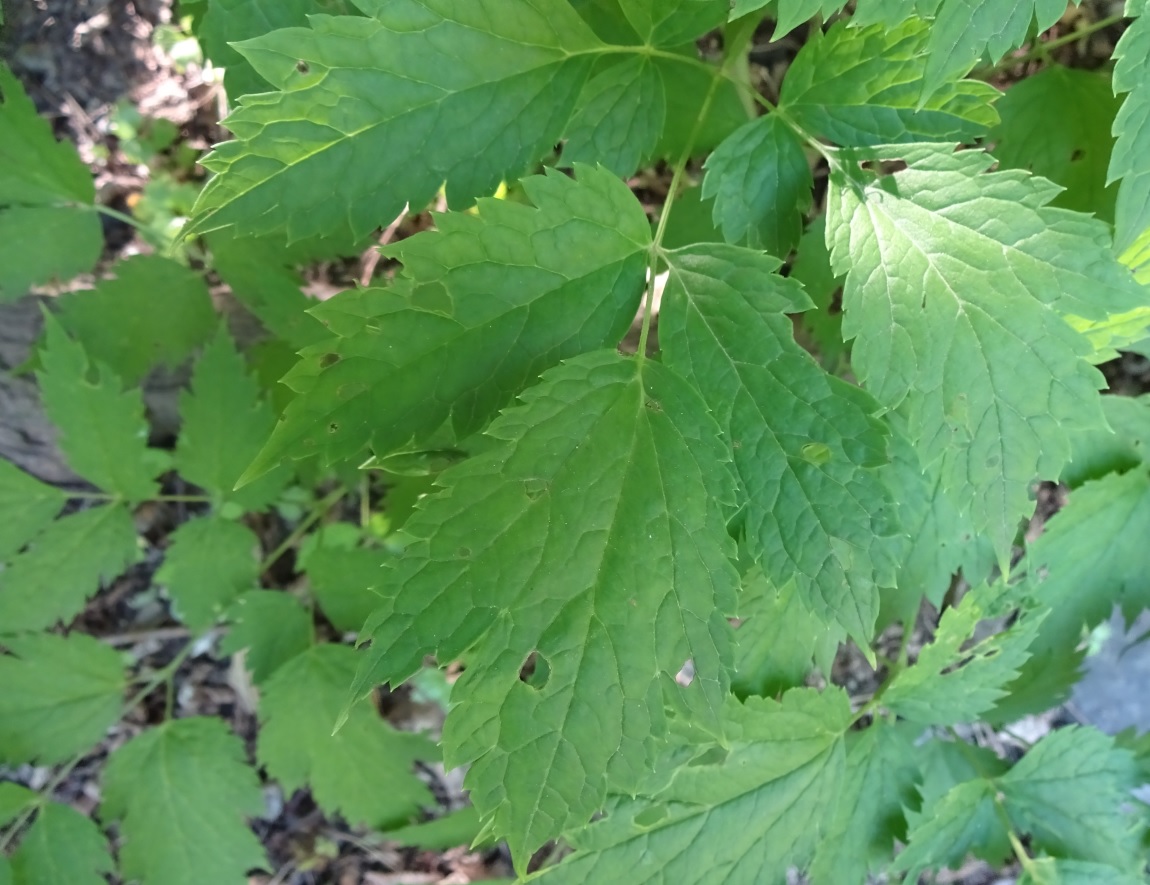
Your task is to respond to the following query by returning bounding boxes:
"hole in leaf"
[519,651,551,690]
[633,806,668,828]
[328,422,340,434]
[319,352,340,368]
[1070,148,1085,162]
[858,158,908,176]
[801,442,832,466]
[675,659,695,686]
[688,746,729,767]
[295,60,310,74]
[645,398,663,412]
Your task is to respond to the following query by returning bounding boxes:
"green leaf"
[0,784,36,826]
[826,144,1144,556]
[101,717,267,885]
[354,351,739,865]
[188,0,604,243]
[914,737,1008,809]
[53,256,216,385]
[1109,0,1150,253]
[0,461,65,561]
[0,634,125,765]
[1063,394,1150,487]
[0,504,138,634]
[995,468,1150,720]
[659,244,895,644]
[1021,858,1149,885]
[207,235,329,349]
[36,315,161,501]
[732,569,840,699]
[0,207,103,301]
[300,543,384,633]
[808,723,920,884]
[175,327,289,509]
[259,644,434,827]
[701,115,812,256]
[532,689,850,884]
[244,166,649,477]
[0,64,101,298]
[619,0,727,45]
[562,56,665,176]
[381,806,484,851]
[198,0,359,100]
[992,67,1120,221]
[920,0,1074,101]
[893,779,1010,876]
[780,20,1000,147]
[9,802,113,885]
[220,590,313,683]
[883,583,1044,725]
[156,516,260,630]
[789,215,848,370]
[1000,727,1143,867]
[766,0,850,37]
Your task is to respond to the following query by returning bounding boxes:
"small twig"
[360,208,408,286]
[260,486,347,572]
[101,625,193,647]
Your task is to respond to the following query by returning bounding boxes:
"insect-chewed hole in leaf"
[519,651,551,691]
[633,806,669,828]
[327,422,339,434]
[319,352,340,368]
[688,746,729,768]
[522,477,548,501]
[858,158,908,176]
[674,659,695,687]
[1070,148,1085,162]
[295,60,310,74]
[644,398,662,412]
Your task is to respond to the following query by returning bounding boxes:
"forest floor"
[1,2,1148,884]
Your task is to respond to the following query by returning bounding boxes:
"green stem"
[91,202,148,233]
[62,490,212,504]
[639,70,724,359]
[977,13,1125,76]
[259,485,346,572]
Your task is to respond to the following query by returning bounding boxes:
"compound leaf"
[0,64,100,298]
[101,717,267,885]
[1001,727,1143,867]
[0,784,36,826]
[993,468,1150,719]
[765,0,850,37]
[176,327,289,510]
[1062,394,1150,487]
[883,584,1044,725]
[781,20,1000,147]
[0,633,125,765]
[157,517,261,631]
[1110,0,1150,253]
[619,0,727,45]
[701,115,812,256]
[244,165,649,477]
[0,461,65,561]
[826,144,1144,556]
[220,590,313,683]
[259,644,435,827]
[532,689,851,884]
[659,244,895,644]
[188,0,604,243]
[54,256,215,385]
[0,504,137,634]
[9,802,113,885]
[992,67,1120,220]
[353,351,739,866]
[36,315,161,501]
